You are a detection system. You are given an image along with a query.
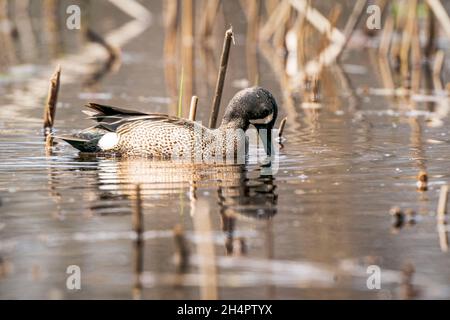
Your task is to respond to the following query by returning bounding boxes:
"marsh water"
[1,0,450,299]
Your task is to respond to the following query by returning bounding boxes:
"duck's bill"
[254,125,273,157]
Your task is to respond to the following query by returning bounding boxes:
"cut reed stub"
[189,95,198,121]
[43,65,61,135]
[132,184,144,241]
[209,27,234,129]
[45,134,53,153]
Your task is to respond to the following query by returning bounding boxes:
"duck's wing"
[84,103,196,132]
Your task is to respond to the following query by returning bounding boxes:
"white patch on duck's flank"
[249,112,273,125]
[98,132,119,150]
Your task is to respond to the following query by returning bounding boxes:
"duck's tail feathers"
[53,135,102,153]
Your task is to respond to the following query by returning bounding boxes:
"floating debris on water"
[390,206,405,230]
[416,171,428,191]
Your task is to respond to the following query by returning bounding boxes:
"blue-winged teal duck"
[58,87,278,161]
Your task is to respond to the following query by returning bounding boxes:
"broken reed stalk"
[43,65,61,136]
[278,117,287,139]
[188,95,198,121]
[437,185,448,224]
[173,224,190,272]
[132,184,144,241]
[209,27,234,129]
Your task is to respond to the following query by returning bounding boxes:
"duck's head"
[221,87,278,156]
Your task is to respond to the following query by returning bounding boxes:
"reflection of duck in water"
[94,159,276,204]
[218,174,277,255]
[91,158,278,256]
[57,87,278,161]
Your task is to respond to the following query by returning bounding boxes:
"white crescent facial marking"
[98,132,119,150]
[249,112,273,125]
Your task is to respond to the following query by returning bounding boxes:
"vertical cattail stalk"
[43,65,61,136]
[189,95,198,121]
[209,27,234,129]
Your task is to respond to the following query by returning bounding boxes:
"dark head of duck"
[220,87,278,157]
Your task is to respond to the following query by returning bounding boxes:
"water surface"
[0,0,449,299]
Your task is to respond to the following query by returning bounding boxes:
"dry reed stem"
[260,0,291,41]
[189,96,198,121]
[199,0,220,44]
[337,0,367,60]
[181,0,194,119]
[43,65,61,135]
[379,16,394,57]
[278,117,287,139]
[163,0,178,103]
[209,27,234,129]
[400,0,417,81]
[425,2,437,58]
[426,0,450,40]
[411,21,422,92]
[289,0,346,83]
[246,0,260,85]
[433,50,445,91]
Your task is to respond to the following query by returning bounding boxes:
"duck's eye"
[249,111,273,125]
